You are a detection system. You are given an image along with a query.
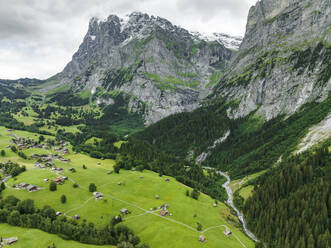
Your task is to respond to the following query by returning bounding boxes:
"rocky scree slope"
[214,0,331,121]
[57,12,236,124]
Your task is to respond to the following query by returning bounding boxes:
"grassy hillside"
[0,224,114,248]
[0,126,254,248]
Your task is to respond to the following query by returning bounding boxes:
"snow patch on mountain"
[190,31,243,50]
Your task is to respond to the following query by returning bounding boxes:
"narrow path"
[49,169,248,247]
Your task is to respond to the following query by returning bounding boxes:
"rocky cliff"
[57,12,237,124]
[214,0,331,120]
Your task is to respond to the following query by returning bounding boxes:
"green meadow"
[0,126,254,248]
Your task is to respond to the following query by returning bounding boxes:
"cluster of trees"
[0,196,148,247]
[205,96,331,178]
[0,161,26,177]
[134,99,230,158]
[244,146,331,248]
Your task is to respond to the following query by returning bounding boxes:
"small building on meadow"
[56,211,62,216]
[27,185,38,192]
[160,210,169,216]
[155,195,160,199]
[4,237,18,245]
[18,182,29,189]
[73,214,80,220]
[198,235,206,242]
[120,208,129,215]
[165,178,170,182]
[224,229,232,237]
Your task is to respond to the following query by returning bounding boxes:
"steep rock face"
[215,0,331,120]
[58,12,235,124]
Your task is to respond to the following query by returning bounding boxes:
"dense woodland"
[244,145,331,248]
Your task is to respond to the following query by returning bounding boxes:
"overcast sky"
[0,0,257,80]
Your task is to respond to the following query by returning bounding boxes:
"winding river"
[204,167,258,242]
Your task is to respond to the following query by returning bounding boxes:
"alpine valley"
[0,0,330,248]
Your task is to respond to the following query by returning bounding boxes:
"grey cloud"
[0,0,255,79]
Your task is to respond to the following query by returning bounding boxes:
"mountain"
[55,12,236,124]
[213,0,330,121]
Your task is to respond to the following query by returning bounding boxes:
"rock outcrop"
[214,0,331,121]
[58,12,236,124]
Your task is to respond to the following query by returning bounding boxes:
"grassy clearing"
[0,126,254,248]
[229,170,267,193]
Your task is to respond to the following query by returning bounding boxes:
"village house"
[27,185,39,192]
[120,208,129,215]
[3,237,18,245]
[160,210,169,216]
[73,214,80,220]
[93,192,104,200]
[18,182,29,189]
[198,235,206,243]
[160,204,169,210]
[53,177,64,184]
[224,229,232,237]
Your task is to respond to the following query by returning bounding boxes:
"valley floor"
[0,126,254,248]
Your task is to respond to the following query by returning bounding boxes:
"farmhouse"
[160,210,169,216]
[224,229,232,237]
[73,214,80,220]
[18,182,29,189]
[54,177,64,184]
[160,204,169,210]
[93,192,104,199]
[27,185,39,192]
[198,235,206,242]
[3,237,18,245]
[120,208,129,215]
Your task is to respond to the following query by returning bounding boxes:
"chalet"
[160,204,169,210]
[165,178,170,182]
[34,162,42,167]
[31,154,40,159]
[43,179,49,183]
[4,237,18,245]
[224,229,232,237]
[73,214,80,220]
[27,185,38,192]
[120,208,129,215]
[56,168,63,172]
[62,176,68,180]
[97,162,101,165]
[93,192,104,199]
[56,211,62,216]
[18,182,29,189]
[198,235,206,243]
[155,195,160,199]
[54,177,64,184]
[213,203,217,207]
[160,210,169,216]
[69,168,74,172]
